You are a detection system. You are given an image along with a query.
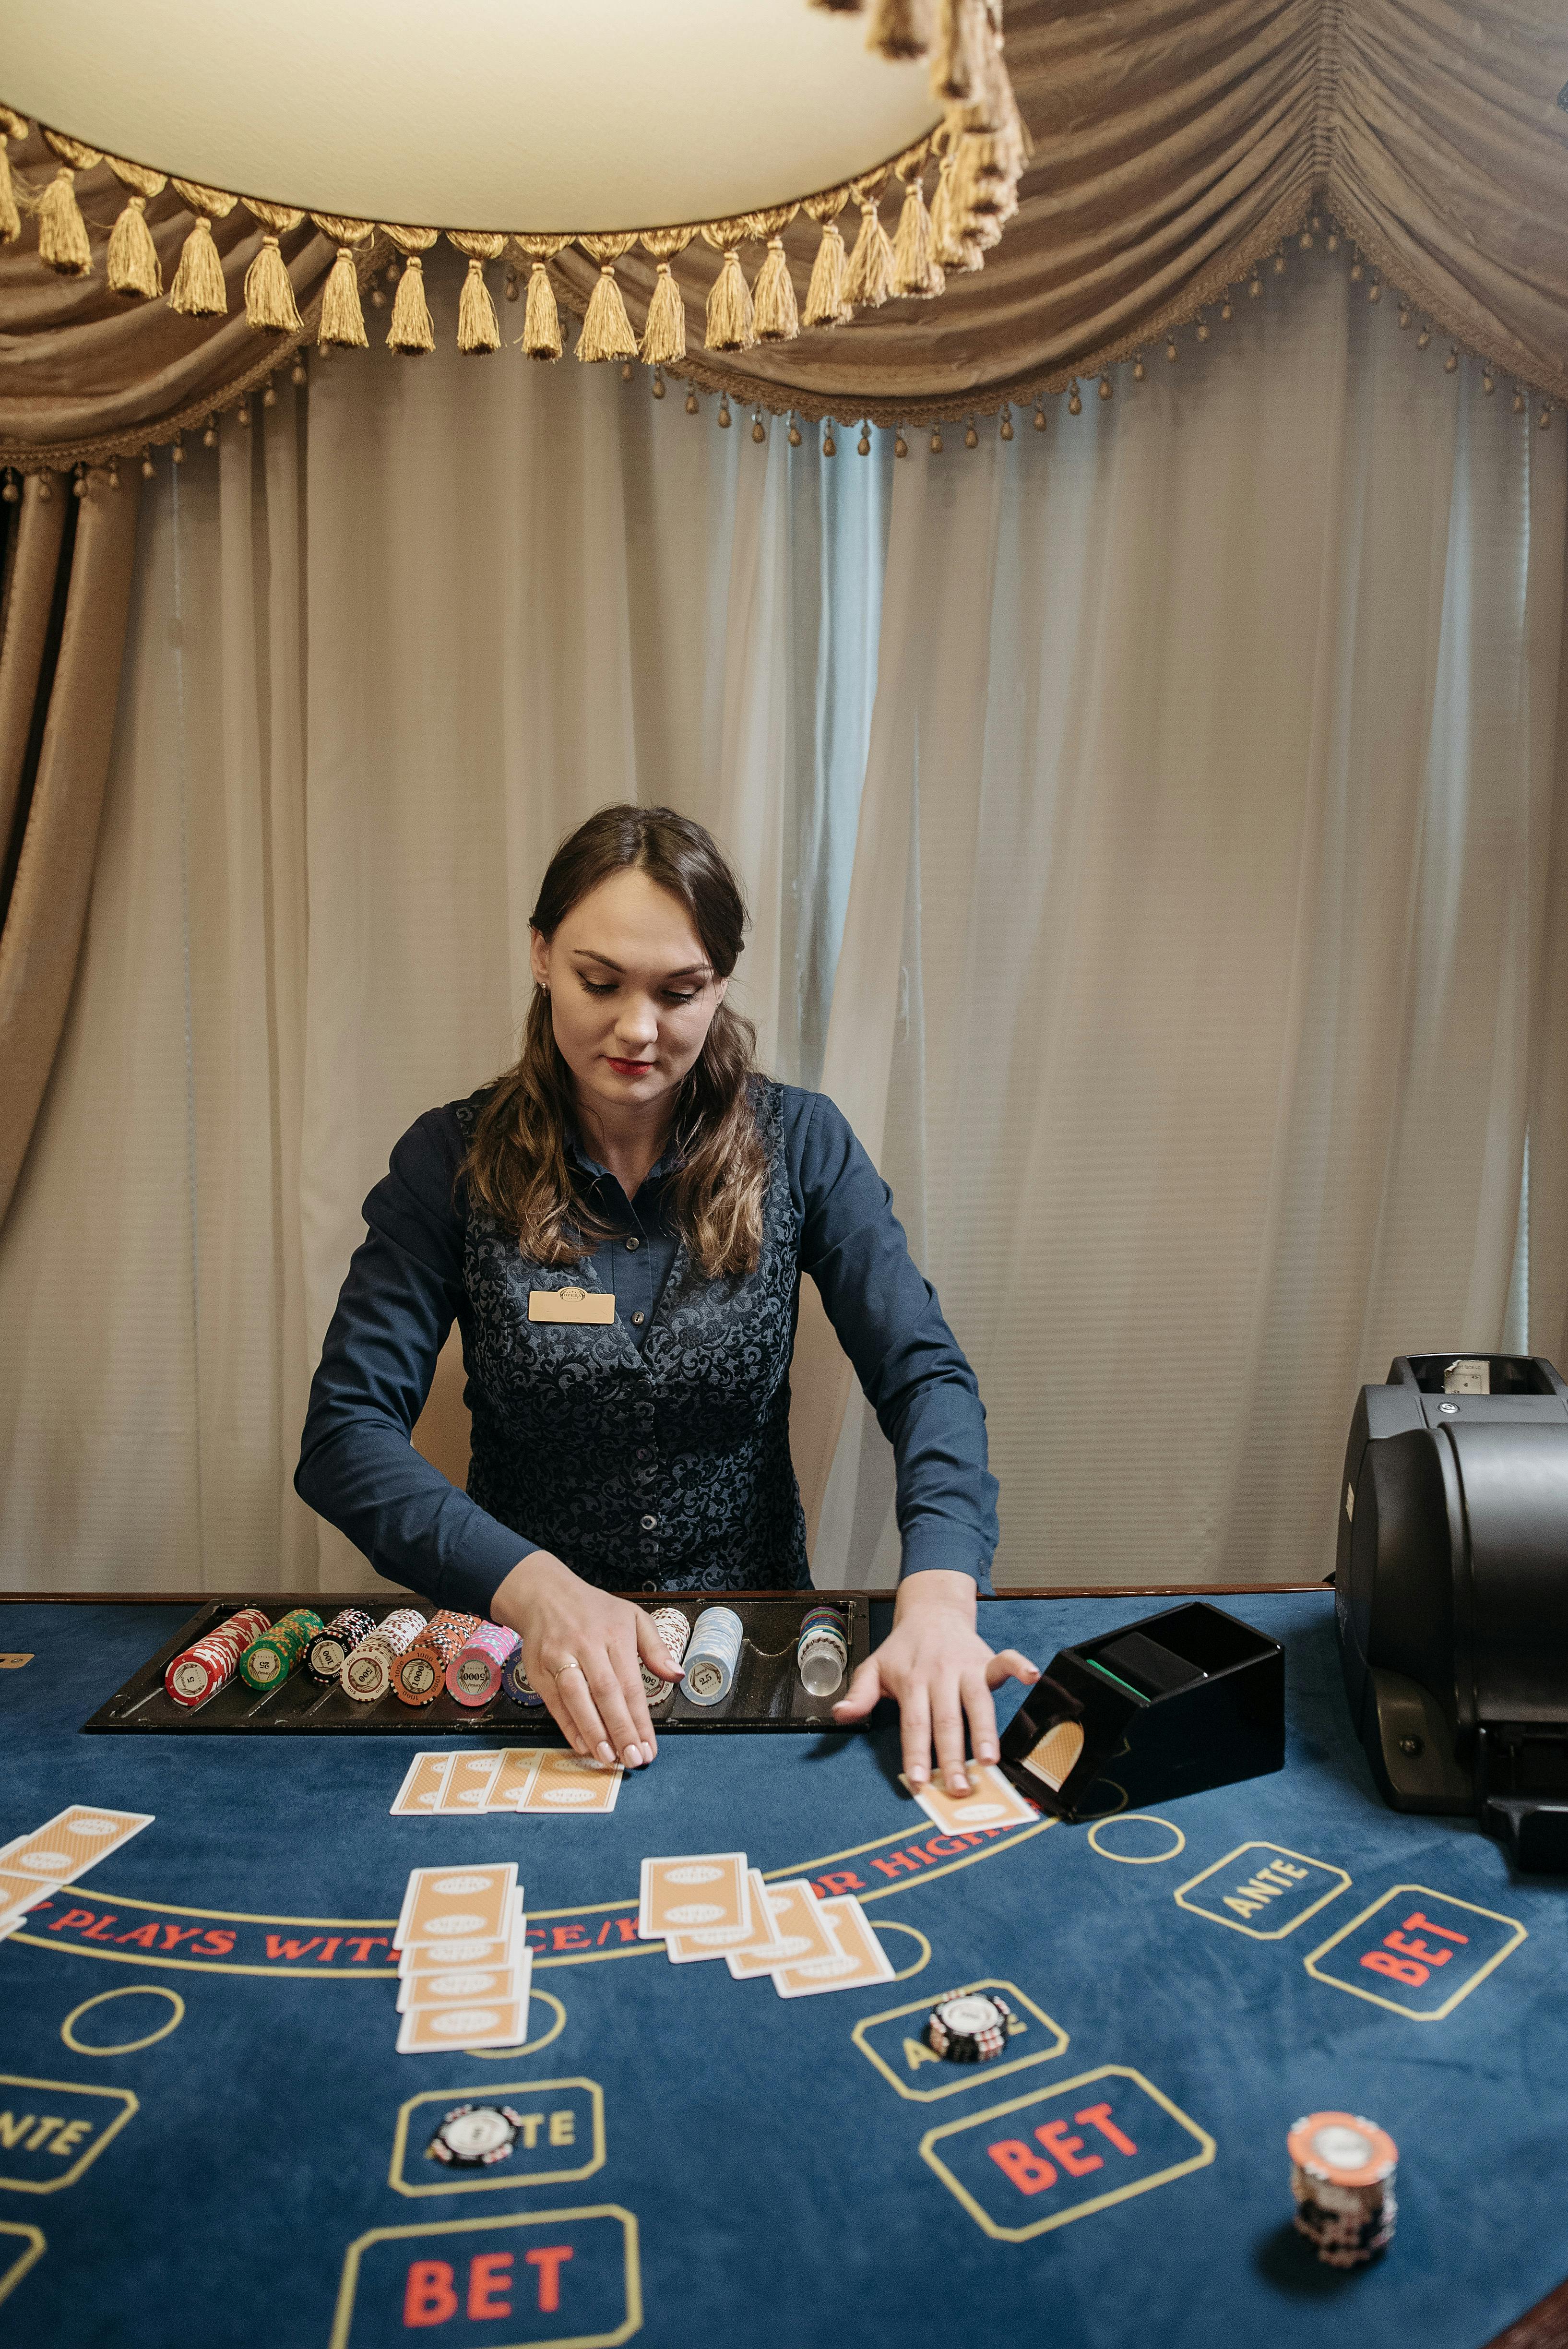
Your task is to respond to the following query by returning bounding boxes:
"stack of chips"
[238,1608,324,1692]
[392,1611,480,1706]
[500,1648,546,1707]
[641,1608,691,1709]
[796,1605,849,1698]
[304,1608,376,1685]
[925,1991,1022,2064]
[340,1608,427,1703]
[682,1605,744,1707]
[1288,2112,1398,2267]
[164,1607,272,1710]
[447,1622,521,1708]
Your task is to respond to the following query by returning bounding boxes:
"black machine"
[1337,1353,1568,1872]
[999,1601,1284,1819]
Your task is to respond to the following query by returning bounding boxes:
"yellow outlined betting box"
[853,1980,1068,2103]
[0,2077,137,2195]
[919,2063,1214,2242]
[390,2079,606,2198]
[1304,1885,1525,2021]
[330,2204,641,2349]
[0,2221,45,2308]
[1175,1842,1350,1940]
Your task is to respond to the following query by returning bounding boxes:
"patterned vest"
[453,1081,810,1593]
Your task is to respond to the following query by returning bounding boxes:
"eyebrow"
[570,949,711,978]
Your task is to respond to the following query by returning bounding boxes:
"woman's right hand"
[489,1552,682,1768]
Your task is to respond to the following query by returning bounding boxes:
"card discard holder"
[528,1286,616,1325]
[998,1601,1284,1820]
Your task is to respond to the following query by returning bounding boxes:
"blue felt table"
[0,1591,1563,2349]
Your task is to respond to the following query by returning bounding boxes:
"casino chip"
[925,1991,1022,2064]
[425,2104,525,2168]
[1288,2111,1398,2268]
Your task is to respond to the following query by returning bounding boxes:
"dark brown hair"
[462,804,766,1278]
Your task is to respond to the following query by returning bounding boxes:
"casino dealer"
[296,807,1037,1782]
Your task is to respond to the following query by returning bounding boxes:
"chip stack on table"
[163,1607,271,1709]
[238,1608,323,1692]
[447,1622,521,1708]
[392,1612,480,1707]
[641,1608,690,1709]
[1288,2113,1398,2267]
[924,1991,1022,2063]
[639,1853,894,1996]
[392,1862,531,2053]
[340,1608,427,1703]
[303,1609,376,1685]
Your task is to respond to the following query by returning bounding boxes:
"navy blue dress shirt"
[296,1085,998,1616]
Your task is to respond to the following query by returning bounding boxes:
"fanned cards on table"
[0,1806,154,1944]
[638,1852,893,1997]
[391,1750,621,1817]
[392,1863,533,2054]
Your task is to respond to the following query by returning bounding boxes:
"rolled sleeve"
[790,1089,999,1588]
[294,1108,537,1617]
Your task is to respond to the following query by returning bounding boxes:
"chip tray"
[82,1593,872,1736]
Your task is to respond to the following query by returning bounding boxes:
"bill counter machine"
[1337,1354,1568,1871]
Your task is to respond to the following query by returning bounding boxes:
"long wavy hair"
[462,805,767,1279]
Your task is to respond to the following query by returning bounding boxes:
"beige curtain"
[0,468,140,1224]
[4,0,1568,470]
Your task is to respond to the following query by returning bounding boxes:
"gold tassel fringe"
[241,200,305,331]
[310,214,375,347]
[168,216,227,315]
[37,171,91,276]
[0,114,20,246]
[576,232,639,363]
[106,159,166,299]
[704,250,755,352]
[513,235,567,359]
[844,198,895,308]
[450,230,505,353]
[752,239,799,342]
[388,255,433,351]
[893,169,941,298]
[638,227,694,365]
[804,222,850,327]
[868,0,937,56]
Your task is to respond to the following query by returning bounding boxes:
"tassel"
[458,260,499,350]
[168,216,227,315]
[310,215,375,347]
[804,223,849,326]
[388,256,433,351]
[512,234,567,359]
[892,168,941,297]
[241,201,305,331]
[752,238,799,342]
[381,225,438,352]
[638,226,695,365]
[576,233,639,363]
[929,150,972,271]
[931,0,983,101]
[0,110,23,246]
[449,231,506,353]
[106,158,166,298]
[868,0,937,54]
[703,248,755,352]
[37,171,92,276]
[844,199,895,309]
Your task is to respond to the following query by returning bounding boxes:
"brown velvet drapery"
[1,0,1567,470]
[0,469,141,1224]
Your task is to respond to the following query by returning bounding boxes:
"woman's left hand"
[831,1569,1039,1792]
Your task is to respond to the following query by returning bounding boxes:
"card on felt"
[397,1890,525,1975]
[0,1870,59,1917]
[396,1995,530,2055]
[438,1753,505,1815]
[772,1895,896,1997]
[670,1866,779,1963]
[725,1878,836,1977]
[396,1953,533,2013]
[519,1754,621,1815]
[390,1753,454,1817]
[639,1852,750,1943]
[901,1764,1038,1834]
[487,1750,543,1811]
[0,1806,155,1882]
[396,1863,517,1951]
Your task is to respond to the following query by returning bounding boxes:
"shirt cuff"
[897,1526,995,1598]
[433,1513,540,1621]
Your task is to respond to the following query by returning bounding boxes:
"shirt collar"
[565,1124,681,1187]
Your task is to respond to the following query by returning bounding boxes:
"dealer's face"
[531,869,729,1130]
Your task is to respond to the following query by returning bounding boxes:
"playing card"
[396,1995,531,2055]
[0,1806,155,1883]
[397,1891,525,1975]
[437,1752,505,1815]
[772,1895,896,1997]
[395,1863,517,1951]
[670,1867,778,1963]
[725,1878,837,1978]
[487,1750,543,1811]
[518,1754,621,1815]
[390,1753,455,1817]
[396,1951,533,2013]
[0,1871,60,1917]
[901,1764,1039,1834]
[639,1852,750,1942]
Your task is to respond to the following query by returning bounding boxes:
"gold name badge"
[528,1286,616,1325]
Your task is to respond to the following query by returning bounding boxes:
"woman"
[297,805,1036,1790]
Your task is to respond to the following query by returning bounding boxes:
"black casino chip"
[425,2104,525,2168]
[925,1991,1021,2064]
